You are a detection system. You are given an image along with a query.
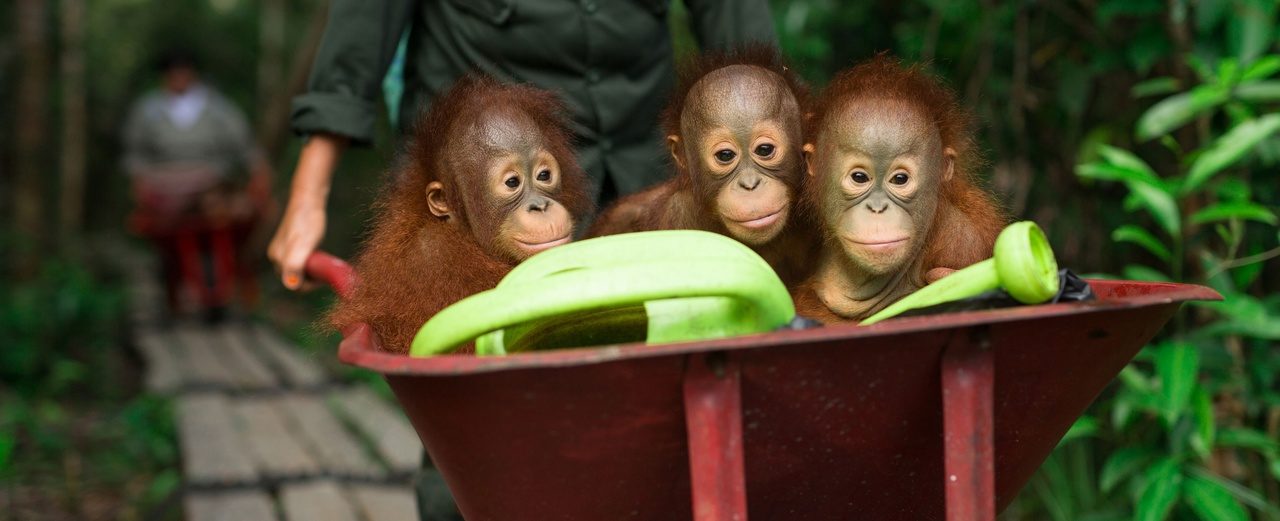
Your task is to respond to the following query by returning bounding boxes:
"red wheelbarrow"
[305,252,1219,521]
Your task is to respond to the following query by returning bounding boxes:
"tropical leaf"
[1130,182,1182,238]
[1134,458,1182,521]
[1189,387,1215,461]
[1059,416,1099,446]
[1131,77,1181,98]
[1184,114,1280,192]
[1123,265,1173,282]
[1100,446,1157,493]
[1155,342,1199,428]
[1188,467,1280,517]
[1216,427,1279,453]
[1137,85,1231,141]
[1112,225,1172,262]
[1190,201,1279,225]
[1098,145,1162,181]
[1228,0,1276,66]
[1235,80,1280,102]
[1241,55,1280,81]
[1182,475,1248,521]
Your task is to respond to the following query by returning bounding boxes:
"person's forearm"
[287,133,348,211]
[270,132,349,289]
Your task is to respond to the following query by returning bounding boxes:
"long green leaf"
[1242,56,1280,81]
[1135,458,1182,521]
[1190,201,1279,225]
[1183,475,1248,521]
[1235,80,1280,102]
[1156,342,1199,427]
[1231,1,1274,66]
[1059,415,1099,446]
[1112,225,1173,262]
[1076,163,1164,189]
[1100,446,1157,494]
[1128,182,1182,238]
[1216,427,1279,453]
[1098,145,1161,179]
[1190,387,1215,461]
[1188,466,1280,517]
[1137,85,1231,141]
[1123,265,1173,282]
[1185,114,1280,193]
[1131,77,1182,98]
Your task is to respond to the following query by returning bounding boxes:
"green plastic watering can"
[409,230,796,357]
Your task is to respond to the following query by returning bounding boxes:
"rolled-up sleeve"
[290,0,413,145]
[682,0,779,50]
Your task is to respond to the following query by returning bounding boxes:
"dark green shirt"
[291,0,777,201]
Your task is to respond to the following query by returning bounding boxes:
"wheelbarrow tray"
[337,280,1217,521]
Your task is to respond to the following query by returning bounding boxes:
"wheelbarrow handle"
[304,251,357,300]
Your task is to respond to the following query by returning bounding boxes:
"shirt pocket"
[446,0,515,25]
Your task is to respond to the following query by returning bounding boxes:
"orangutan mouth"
[515,235,572,252]
[731,208,785,230]
[846,237,909,252]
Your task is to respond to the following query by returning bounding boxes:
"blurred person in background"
[123,49,275,322]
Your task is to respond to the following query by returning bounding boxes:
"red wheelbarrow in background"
[305,252,1219,521]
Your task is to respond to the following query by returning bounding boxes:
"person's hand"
[269,198,327,290]
[267,133,345,289]
[267,133,346,290]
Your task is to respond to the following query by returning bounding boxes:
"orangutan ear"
[426,181,451,218]
[943,147,957,182]
[667,135,685,170]
[802,143,816,178]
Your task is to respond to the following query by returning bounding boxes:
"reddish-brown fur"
[794,56,1007,321]
[329,76,591,353]
[588,46,817,285]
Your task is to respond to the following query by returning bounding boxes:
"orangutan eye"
[504,177,520,188]
[890,172,910,185]
[754,143,775,158]
[850,171,870,184]
[714,149,737,164]
[536,169,551,182]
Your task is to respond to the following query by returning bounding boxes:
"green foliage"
[0,253,177,514]
[1040,2,1280,517]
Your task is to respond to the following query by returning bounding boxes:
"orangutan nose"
[866,199,889,214]
[527,197,550,213]
[737,174,762,191]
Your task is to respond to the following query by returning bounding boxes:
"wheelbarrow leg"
[683,351,748,521]
[941,327,995,521]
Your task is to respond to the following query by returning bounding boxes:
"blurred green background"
[2,0,1279,519]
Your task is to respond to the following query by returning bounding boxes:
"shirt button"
[600,139,613,152]
[583,1,597,13]
[587,69,601,84]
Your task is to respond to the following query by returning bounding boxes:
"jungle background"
[2,0,1279,520]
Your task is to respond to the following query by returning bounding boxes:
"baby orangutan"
[589,47,815,285]
[330,76,591,353]
[793,56,1007,323]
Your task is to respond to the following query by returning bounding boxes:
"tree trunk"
[258,0,329,160]
[59,0,88,243]
[13,0,50,269]
[258,0,286,114]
